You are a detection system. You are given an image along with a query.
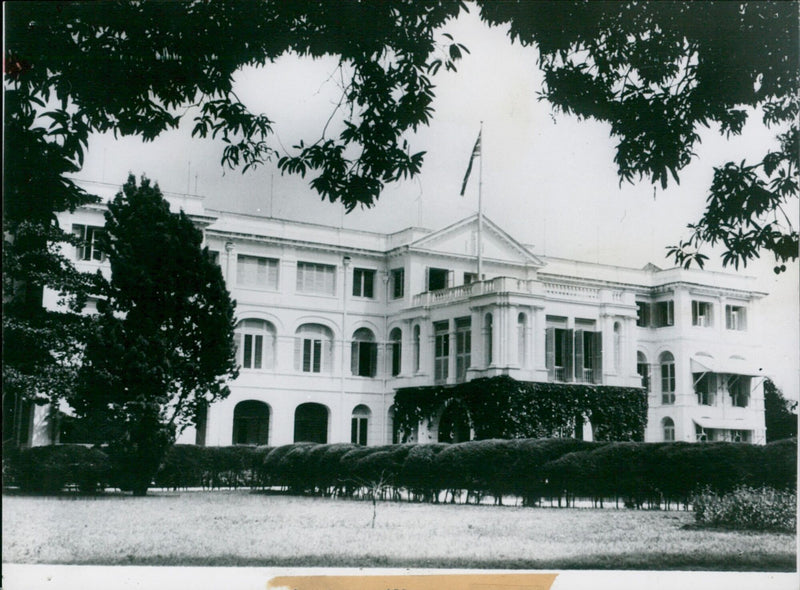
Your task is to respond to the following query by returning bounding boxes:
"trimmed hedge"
[6,439,794,506]
[4,445,111,493]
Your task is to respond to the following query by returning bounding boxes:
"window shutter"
[351,341,358,375]
[447,270,454,288]
[72,225,86,260]
[243,334,253,369]
[574,329,584,380]
[365,270,374,298]
[312,340,322,372]
[545,327,555,380]
[425,267,430,291]
[294,336,302,371]
[593,331,603,384]
[253,335,263,369]
[369,342,378,377]
[563,329,574,382]
[234,331,243,366]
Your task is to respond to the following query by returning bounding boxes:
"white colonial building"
[35,193,768,447]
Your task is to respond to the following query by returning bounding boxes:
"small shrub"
[693,485,797,533]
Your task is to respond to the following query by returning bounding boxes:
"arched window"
[232,400,270,445]
[389,328,402,377]
[294,403,329,443]
[351,404,371,445]
[662,417,675,442]
[295,324,333,373]
[517,313,527,367]
[660,352,675,404]
[235,319,276,370]
[412,324,421,373]
[484,313,493,366]
[613,322,622,373]
[351,328,377,377]
[637,351,650,391]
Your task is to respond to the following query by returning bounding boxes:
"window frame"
[692,300,714,327]
[725,305,747,331]
[660,353,676,404]
[434,321,449,384]
[72,224,106,262]
[237,254,279,290]
[390,268,405,299]
[296,261,336,295]
[352,267,376,298]
[454,317,471,382]
[654,300,674,327]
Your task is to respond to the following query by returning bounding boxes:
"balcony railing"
[412,277,541,307]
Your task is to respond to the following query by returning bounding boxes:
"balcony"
[412,277,541,307]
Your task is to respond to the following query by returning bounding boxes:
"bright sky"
[76,8,798,397]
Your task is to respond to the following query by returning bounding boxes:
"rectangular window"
[455,317,471,382]
[237,255,279,289]
[661,363,676,404]
[728,376,750,407]
[694,373,715,406]
[726,305,747,331]
[636,301,652,327]
[296,262,336,295]
[692,300,713,327]
[434,321,449,384]
[463,272,479,285]
[654,300,674,327]
[574,329,602,384]
[546,326,574,382]
[427,267,449,291]
[303,338,323,373]
[72,224,105,261]
[207,250,220,266]
[351,417,368,446]
[352,268,375,298]
[242,334,264,369]
[390,268,405,299]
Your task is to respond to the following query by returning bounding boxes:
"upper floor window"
[72,224,105,261]
[692,301,713,327]
[464,272,479,285]
[484,313,493,366]
[636,301,652,327]
[725,305,747,331]
[235,319,276,370]
[660,351,675,404]
[352,268,375,298]
[390,268,405,299]
[434,320,449,384]
[296,262,335,295]
[389,328,402,376]
[427,267,450,291]
[455,317,471,382]
[728,376,750,407]
[295,324,333,373]
[237,255,278,289]
[695,372,715,406]
[545,323,602,384]
[351,328,377,377]
[654,300,674,327]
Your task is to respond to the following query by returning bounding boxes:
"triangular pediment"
[409,215,543,266]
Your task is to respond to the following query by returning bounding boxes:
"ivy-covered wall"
[394,375,647,442]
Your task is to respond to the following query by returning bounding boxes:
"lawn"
[2,491,795,570]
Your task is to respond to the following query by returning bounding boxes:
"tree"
[763,379,798,442]
[72,175,237,495]
[3,1,467,443]
[5,2,797,443]
[477,0,798,273]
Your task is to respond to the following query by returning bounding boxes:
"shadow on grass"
[48,552,797,572]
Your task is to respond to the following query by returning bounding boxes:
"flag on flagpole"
[460,131,481,196]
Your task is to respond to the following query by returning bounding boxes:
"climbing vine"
[394,376,647,442]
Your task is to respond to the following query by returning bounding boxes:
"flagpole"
[477,121,483,280]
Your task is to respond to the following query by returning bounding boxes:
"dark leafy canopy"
[763,379,798,442]
[478,0,799,272]
[73,175,238,494]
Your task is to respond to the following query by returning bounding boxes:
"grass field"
[2,491,795,570]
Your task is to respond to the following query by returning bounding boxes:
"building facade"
[35,195,768,447]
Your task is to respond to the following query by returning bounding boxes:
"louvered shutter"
[563,329,574,382]
[574,329,584,381]
[593,331,603,384]
[545,327,555,381]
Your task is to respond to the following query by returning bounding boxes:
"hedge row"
[693,486,797,532]
[4,439,795,506]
